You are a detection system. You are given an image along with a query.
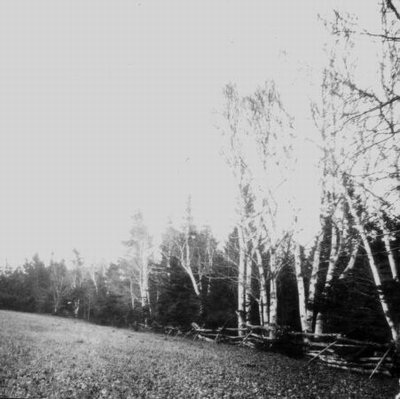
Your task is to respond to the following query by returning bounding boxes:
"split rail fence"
[187,323,398,378]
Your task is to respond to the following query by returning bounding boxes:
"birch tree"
[71,248,84,317]
[48,260,70,314]
[122,211,154,313]
[305,33,364,334]
[328,1,400,341]
[221,82,295,337]
[220,84,254,332]
[159,200,219,322]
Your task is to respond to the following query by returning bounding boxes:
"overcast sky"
[0,1,379,267]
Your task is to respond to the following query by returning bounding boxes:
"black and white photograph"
[0,1,399,398]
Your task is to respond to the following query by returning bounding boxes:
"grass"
[0,310,398,398]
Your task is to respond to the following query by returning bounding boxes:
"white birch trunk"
[306,232,323,332]
[294,241,308,333]
[379,217,399,281]
[140,259,150,308]
[73,299,80,318]
[129,277,137,309]
[245,251,252,324]
[345,191,398,342]
[178,234,201,297]
[269,248,278,339]
[315,224,342,335]
[237,227,247,335]
[325,224,340,287]
[255,248,268,326]
[53,298,59,314]
[91,269,98,295]
[338,240,359,280]
[186,266,201,297]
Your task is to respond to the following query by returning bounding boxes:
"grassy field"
[0,311,398,399]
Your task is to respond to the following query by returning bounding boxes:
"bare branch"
[344,95,400,124]
[386,0,400,21]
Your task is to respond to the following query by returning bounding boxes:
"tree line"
[0,200,398,344]
[0,210,237,330]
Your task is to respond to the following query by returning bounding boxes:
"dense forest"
[0,211,238,331]
[1,1,400,348]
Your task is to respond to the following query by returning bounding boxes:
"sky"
[0,1,380,267]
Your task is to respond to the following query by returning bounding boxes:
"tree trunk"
[180,230,201,297]
[345,190,398,342]
[140,259,151,326]
[245,251,252,325]
[186,266,201,297]
[140,260,151,308]
[73,299,80,318]
[91,270,98,295]
[325,224,341,287]
[269,248,278,339]
[129,277,137,309]
[379,217,399,281]
[315,224,342,335]
[255,248,268,326]
[237,227,247,335]
[294,241,308,333]
[314,313,324,336]
[53,289,60,314]
[306,232,323,332]
[339,240,359,279]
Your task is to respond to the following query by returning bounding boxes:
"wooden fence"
[188,323,398,378]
